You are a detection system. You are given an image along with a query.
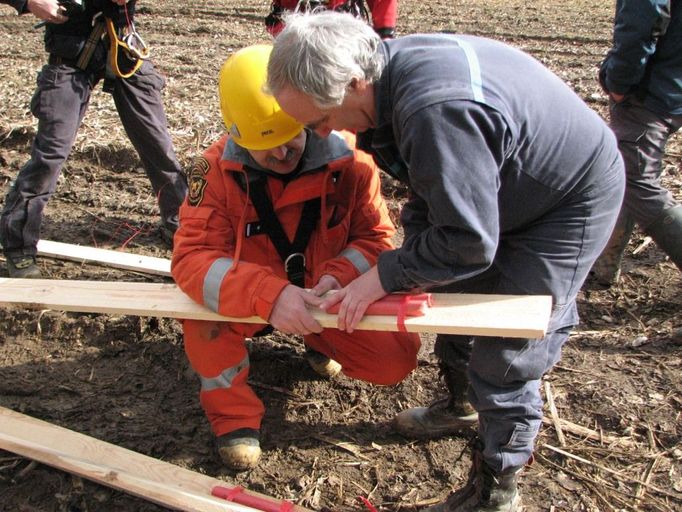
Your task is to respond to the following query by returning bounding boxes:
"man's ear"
[348,77,367,92]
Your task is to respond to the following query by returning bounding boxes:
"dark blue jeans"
[434,154,625,473]
[0,60,187,258]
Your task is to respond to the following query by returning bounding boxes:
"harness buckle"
[284,252,306,287]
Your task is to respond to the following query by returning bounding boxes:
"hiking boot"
[305,347,342,378]
[6,255,42,279]
[393,396,478,438]
[216,428,261,471]
[424,440,522,512]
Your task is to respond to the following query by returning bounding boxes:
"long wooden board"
[0,278,552,337]
[0,407,310,512]
[36,239,172,277]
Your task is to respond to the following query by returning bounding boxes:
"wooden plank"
[0,406,311,512]
[36,240,171,277]
[0,278,552,337]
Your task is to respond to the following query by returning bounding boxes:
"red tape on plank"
[397,295,409,332]
[326,293,432,318]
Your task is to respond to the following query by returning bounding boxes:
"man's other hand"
[269,284,324,335]
[27,0,67,23]
[310,274,341,297]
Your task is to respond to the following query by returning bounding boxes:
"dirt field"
[0,0,681,511]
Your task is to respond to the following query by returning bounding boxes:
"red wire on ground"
[358,496,378,512]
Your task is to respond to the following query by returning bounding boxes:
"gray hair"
[266,11,384,108]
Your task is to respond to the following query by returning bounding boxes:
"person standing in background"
[0,0,187,278]
[591,0,682,286]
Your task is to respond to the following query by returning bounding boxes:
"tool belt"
[334,0,369,22]
[48,54,79,66]
[46,19,107,72]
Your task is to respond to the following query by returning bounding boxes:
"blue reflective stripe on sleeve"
[199,354,249,391]
[339,247,371,274]
[452,37,485,103]
[203,257,233,312]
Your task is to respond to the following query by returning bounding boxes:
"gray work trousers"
[434,155,625,473]
[610,97,682,229]
[0,60,187,258]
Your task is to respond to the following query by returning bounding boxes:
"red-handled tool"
[212,485,295,511]
[326,293,432,331]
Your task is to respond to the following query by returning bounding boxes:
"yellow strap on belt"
[76,20,106,70]
[105,17,149,79]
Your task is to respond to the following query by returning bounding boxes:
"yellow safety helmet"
[218,45,303,150]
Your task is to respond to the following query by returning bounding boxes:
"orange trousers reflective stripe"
[184,319,420,436]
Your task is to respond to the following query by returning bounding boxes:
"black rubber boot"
[645,205,682,271]
[393,361,478,438]
[439,360,477,416]
[424,440,522,512]
[589,210,635,288]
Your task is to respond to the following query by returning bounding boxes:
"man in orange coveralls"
[171,44,420,471]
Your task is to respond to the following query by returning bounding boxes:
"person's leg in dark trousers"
[425,157,624,512]
[393,270,500,438]
[591,98,682,284]
[613,99,682,269]
[0,64,91,276]
[472,158,624,470]
[112,61,187,242]
[612,99,681,228]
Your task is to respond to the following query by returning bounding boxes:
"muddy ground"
[0,0,680,511]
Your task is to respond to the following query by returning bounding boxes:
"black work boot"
[6,255,42,279]
[424,441,522,512]
[588,210,635,288]
[645,205,682,271]
[393,361,478,438]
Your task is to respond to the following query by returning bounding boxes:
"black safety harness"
[238,170,321,288]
